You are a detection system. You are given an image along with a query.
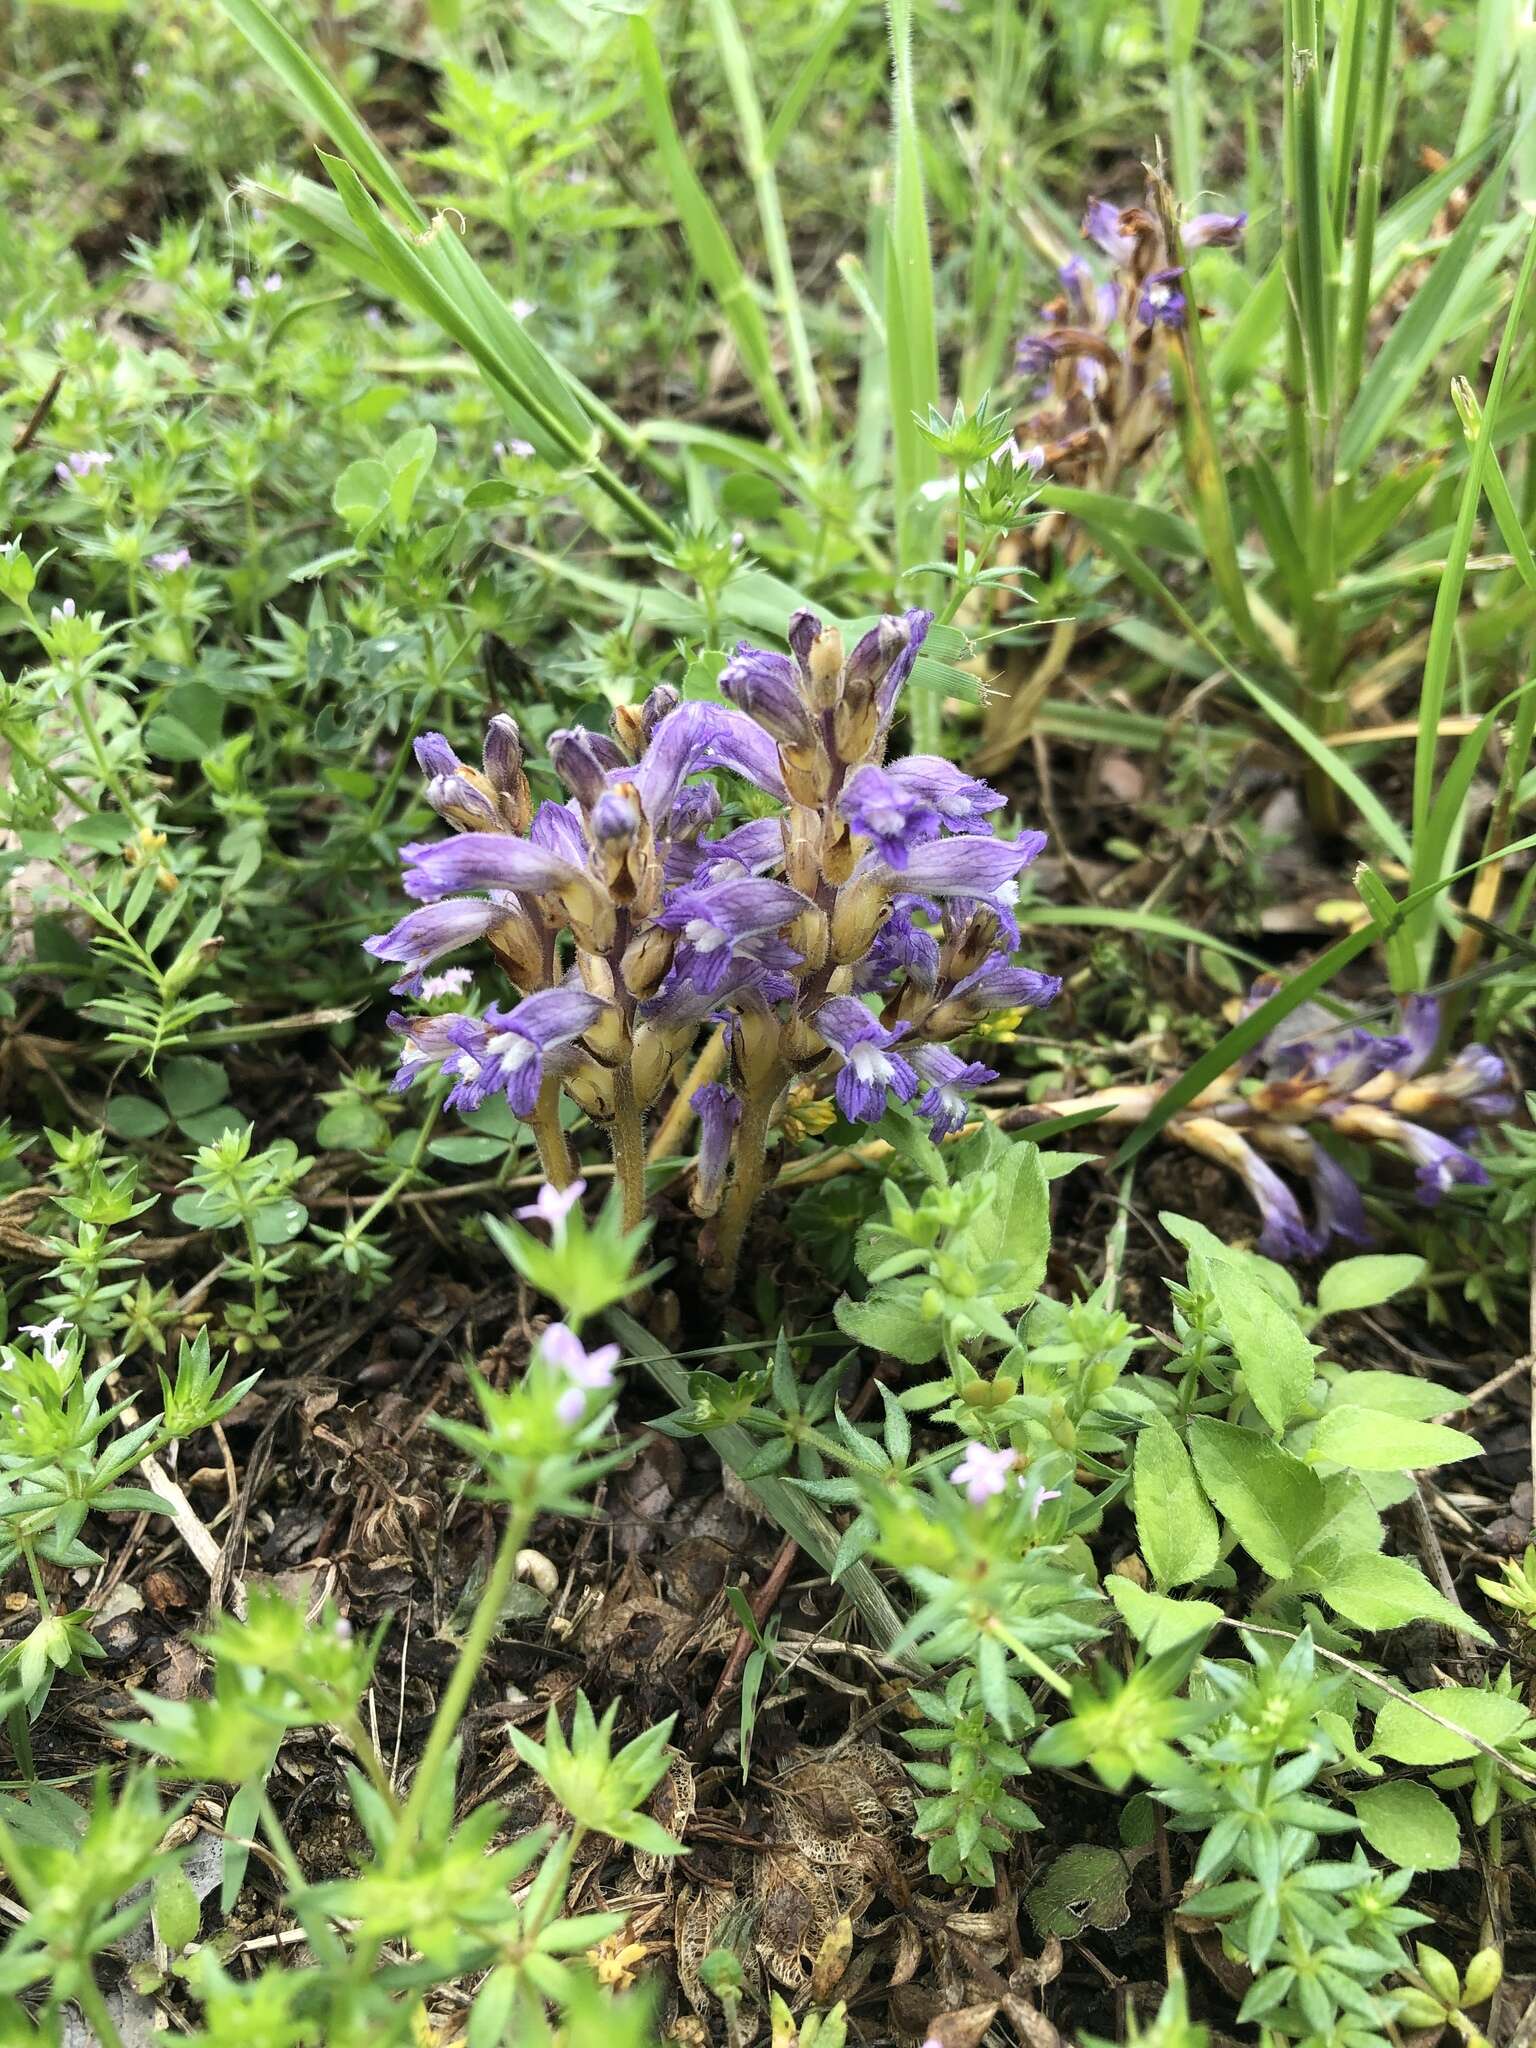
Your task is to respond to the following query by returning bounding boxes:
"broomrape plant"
[366,604,1061,1280]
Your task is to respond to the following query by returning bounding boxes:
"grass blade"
[705,0,821,437]
[627,15,799,450]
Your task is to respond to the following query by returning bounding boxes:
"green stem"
[709,1065,785,1290]
[608,1065,647,1231]
[387,1501,533,1870]
[74,1977,128,2048]
[66,674,143,831]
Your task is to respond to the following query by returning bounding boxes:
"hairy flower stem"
[709,1066,786,1290]
[609,1065,647,1230]
[528,1075,576,1190]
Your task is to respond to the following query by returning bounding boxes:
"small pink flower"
[950,1440,1016,1506]
[150,547,191,573]
[540,1322,619,1392]
[262,272,283,294]
[20,1316,71,1369]
[517,1178,586,1234]
[510,297,536,320]
[49,599,76,623]
[419,966,473,1000]
[236,276,256,300]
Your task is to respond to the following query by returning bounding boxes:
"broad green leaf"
[1351,1782,1460,1870]
[1106,1577,1223,1654]
[1321,1552,1489,1638]
[1316,1254,1426,1317]
[1209,1260,1316,1433]
[950,1140,1049,1313]
[1324,1371,1461,1421]
[332,457,390,534]
[1188,1419,1323,1579]
[385,423,437,528]
[1134,1416,1220,1589]
[106,1096,171,1140]
[832,1291,942,1366]
[152,1862,202,1952]
[159,1056,230,1119]
[1371,1686,1532,1766]
[1307,1406,1479,1473]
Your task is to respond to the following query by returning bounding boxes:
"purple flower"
[414,732,463,781]
[854,906,941,993]
[1016,333,1061,376]
[482,715,524,794]
[387,1008,479,1092]
[874,609,934,726]
[1184,210,1247,249]
[886,755,1005,831]
[550,727,627,807]
[1138,268,1187,329]
[951,1441,1016,1506]
[1059,254,1095,320]
[667,816,784,889]
[912,1045,997,1139]
[1396,994,1440,1077]
[813,996,919,1124]
[874,830,1046,902]
[655,877,809,994]
[719,645,815,747]
[446,987,607,1116]
[149,547,191,573]
[1432,1044,1515,1117]
[947,957,1062,1014]
[590,785,642,852]
[400,833,582,902]
[692,1082,741,1216]
[667,785,723,844]
[1305,1144,1372,1249]
[1397,1123,1490,1203]
[838,765,940,867]
[1083,199,1136,263]
[625,700,787,820]
[530,798,589,869]
[366,898,508,974]
[517,1178,587,1233]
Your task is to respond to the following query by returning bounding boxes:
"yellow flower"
[587,1932,649,1991]
[781,1083,837,1144]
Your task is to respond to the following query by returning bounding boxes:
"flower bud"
[426,771,500,832]
[806,625,844,711]
[719,647,816,748]
[620,923,676,1000]
[610,701,646,760]
[482,713,523,791]
[486,908,545,990]
[564,1061,616,1120]
[785,904,828,975]
[550,727,625,808]
[630,1027,676,1108]
[581,1002,632,1066]
[830,880,889,964]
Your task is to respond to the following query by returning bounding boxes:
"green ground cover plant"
[1,0,1535,2041]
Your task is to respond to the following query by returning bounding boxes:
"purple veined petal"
[1058,254,1094,320]
[690,706,790,802]
[911,1044,997,1139]
[425,772,500,828]
[401,833,584,902]
[692,1081,741,1214]
[878,830,1046,901]
[387,1008,476,1091]
[787,607,822,675]
[1306,1145,1372,1249]
[874,608,935,727]
[844,613,911,695]
[696,817,785,878]
[813,996,917,1124]
[642,683,681,739]
[1138,267,1187,329]
[885,754,1006,829]
[719,644,815,747]
[947,955,1061,1013]
[656,875,811,943]
[550,727,626,806]
[365,898,506,971]
[1082,197,1136,264]
[1396,1122,1490,1202]
[530,798,589,869]
[1396,994,1441,1078]
[641,955,766,1031]
[838,764,940,869]
[853,907,941,994]
[1239,1144,1319,1260]
[667,784,723,843]
[625,699,726,822]
[414,732,462,780]
[1016,332,1060,376]
[812,994,902,1055]
[461,987,608,1117]
[1183,209,1247,248]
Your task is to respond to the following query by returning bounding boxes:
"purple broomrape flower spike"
[1183,209,1247,248]
[445,986,607,1116]
[401,834,582,902]
[656,876,809,994]
[873,829,1046,901]
[691,1082,741,1216]
[366,899,507,974]
[813,996,919,1125]
[1138,268,1187,329]
[838,764,941,868]
[912,1044,998,1140]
